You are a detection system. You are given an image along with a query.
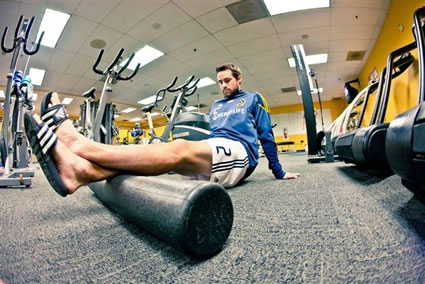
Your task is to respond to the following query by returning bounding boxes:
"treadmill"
[334,49,414,170]
[385,7,425,200]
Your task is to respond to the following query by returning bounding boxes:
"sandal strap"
[29,123,57,159]
[41,104,69,131]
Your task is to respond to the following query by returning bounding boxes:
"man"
[24,64,300,197]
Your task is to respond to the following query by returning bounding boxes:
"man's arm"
[253,93,300,180]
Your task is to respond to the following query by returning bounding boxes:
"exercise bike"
[0,15,44,187]
[80,48,139,144]
[140,75,210,144]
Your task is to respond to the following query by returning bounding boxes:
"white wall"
[271,109,332,138]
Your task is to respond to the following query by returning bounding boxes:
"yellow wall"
[270,98,347,151]
[358,0,423,122]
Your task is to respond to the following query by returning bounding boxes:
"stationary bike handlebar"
[92,48,140,80]
[1,15,44,55]
[154,75,199,107]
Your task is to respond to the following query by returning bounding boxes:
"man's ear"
[237,75,242,85]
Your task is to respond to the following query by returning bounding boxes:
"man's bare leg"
[47,93,212,178]
[32,116,119,194]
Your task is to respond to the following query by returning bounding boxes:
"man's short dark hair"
[216,63,242,79]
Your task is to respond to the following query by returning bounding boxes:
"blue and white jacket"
[209,89,285,178]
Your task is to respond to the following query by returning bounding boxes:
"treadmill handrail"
[377,42,417,124]
[414,7,425,103]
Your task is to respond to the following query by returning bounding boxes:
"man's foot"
[26,114,117,196]
[43,92,90,156]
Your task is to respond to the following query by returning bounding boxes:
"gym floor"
[1,153,425,282]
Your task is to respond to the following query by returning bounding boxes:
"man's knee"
[169,139,211,168]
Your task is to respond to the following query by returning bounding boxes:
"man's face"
[217,69,242,98]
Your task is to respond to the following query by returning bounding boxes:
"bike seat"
[83,87,96,100]
[141,104,155,113]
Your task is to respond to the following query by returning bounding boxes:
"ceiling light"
[130,117,142,122]
[185,106,198,111]
[137,95,156,105]
[28,68,46,86]
[36,9,71,48]
[32,93,38,101]
[114,114,120,118]
[62,97,73,105]
[197,77,215,88]
[264,0,329,16]
[122,107,136,113]
[0,90,4,99]
[121,45,164,70]
[297,88,323,96]
[288,53,328,68]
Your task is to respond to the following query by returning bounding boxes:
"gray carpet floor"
[1,153,425,283]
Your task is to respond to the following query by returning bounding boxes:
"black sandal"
[40,92,69,132]
[24,112,68,197]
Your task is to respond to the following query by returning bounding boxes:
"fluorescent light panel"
[288,53,328,68]
[0,90,4,98]
[32,93,38,101]
[197,77,215,88]
[137,95,156,105]
[297,88,323,96]
[28,68,46,86]
[122,45,164,70]
[130,117,142,122]
[264,0,329,16]
[37,9,70,48]
[62,97,73,105]
[122,107,136,113]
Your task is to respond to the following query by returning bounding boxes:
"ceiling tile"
[173,0,239,18]
[328,51,349,62]
[101,35,144,63]
[48,49,75,73]
[271,8,330,34]
[72,77,97,93]
[331,0,384,9]
[140,54,182,76]
[331,25,375,40]
[74,0,118,23]
[59,74,82,90]
[238,48,285,67]
[102,0,168,33]
[127,2,191,42]
[152,20,208,53]
[47,0,80,14]
[0,1,19,32]
[27,46,53,70]
[278,26,331,47]
[196,7,238,33]
[168,35,223,62]
[227,34,281,58]
[56,15,98,52]
[186,48,235,69]
[42,71,64,90]
[214,18,275,46]
[331,7,381,26]
[66,54,95,76]
[327,61,362,72]
[78,24,122,57]
[330,39,370,52]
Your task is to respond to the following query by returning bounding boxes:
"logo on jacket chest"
[212,100,246,121]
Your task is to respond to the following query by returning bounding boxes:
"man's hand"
[283,172,300,179]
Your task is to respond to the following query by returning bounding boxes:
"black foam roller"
[88,175,233,258]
